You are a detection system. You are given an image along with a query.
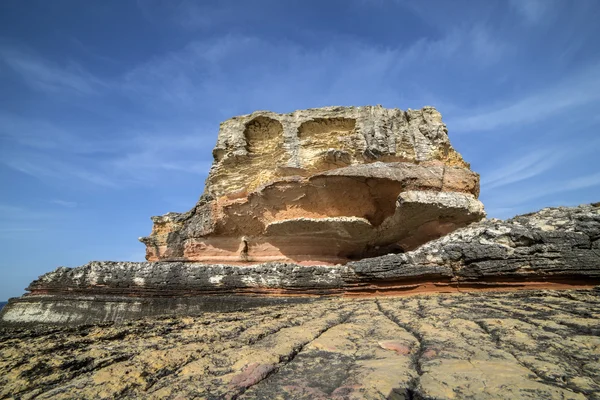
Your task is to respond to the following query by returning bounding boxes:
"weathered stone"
[3,103,600,399]
[2,289,599,399]
[206,106,470,197]
[3,203,599,326]
[140,106,485,264]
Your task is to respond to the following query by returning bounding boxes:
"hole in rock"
[298,118,357,173]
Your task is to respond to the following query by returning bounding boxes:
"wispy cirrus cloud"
[50,200,78,208]
[0,47,105,95]
[108,130,214,183]
[0,112,118,154]
[0,204,55,220]
[480,135,600,190]
[119,24,509,115]
[1,16,509,113]
[481,149,559,190]
[0,12,594,199]
[483,169,600,219]
[0,108,214,188]
[0,227,42,232]
[448,62,600,133]
[492,170,600,207]
[508,0,554,25]
[0,204,58,238]
[171,0,226,30]
[2,155,118,187]
[478,135,600,218]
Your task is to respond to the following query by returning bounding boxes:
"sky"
[1,0,599,300]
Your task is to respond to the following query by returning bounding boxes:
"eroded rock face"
[3,203,598,327]
[140,106,485,264]
[206,106,470,196]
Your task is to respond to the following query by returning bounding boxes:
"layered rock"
[140,106,485,264]
[3,203,599,325]
[3,290,599,400]
[3,104,600,399]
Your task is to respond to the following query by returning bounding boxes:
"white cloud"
[172,1,224,30]
[0,19,592,197]
[0,19,508,113]
[519,170,600,202]
[0,48,105,95]
[508,0,552,25]
[0,112,119,154]
[469,25,509,66]
[0,109,214,188]
[448,62,600,132]
[0,227,44,239]
[0,227,42,232]
[479,137,600,191]
[481,149,559,190]
[2,155,118,187]
[117,25,508,115]
[565,171,600,192]
[1,133,211,188]
[484,170,600,208]
[0,204,57,239]
[0,204,55,220]
[51,200,78,208]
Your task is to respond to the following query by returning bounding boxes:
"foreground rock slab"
[140,105,485,264]
[1,289,599,399]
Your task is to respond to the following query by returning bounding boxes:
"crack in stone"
[472,319,588,397]
[23,354,134,399]
[146,309,340,395]
[375,300,424,375]
[231,308,357,399]
[537,302,596,319]
[375,300,425,399]
[477,296,600,387]
[243,308,333,347]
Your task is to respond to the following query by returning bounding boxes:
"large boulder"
[140,106,485,264]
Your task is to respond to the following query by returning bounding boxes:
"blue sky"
[1,0,599,300]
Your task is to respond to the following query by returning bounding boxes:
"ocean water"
[0,301,6,310]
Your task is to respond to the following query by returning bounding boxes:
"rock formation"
[1,103,599,327]
[2,203,598,325]
[139,106,485,264]
[1,105,599,400]
[2,289,599,399]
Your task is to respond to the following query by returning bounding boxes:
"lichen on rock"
[2,290,599,399]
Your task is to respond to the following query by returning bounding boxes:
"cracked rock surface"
[2,289,599,399]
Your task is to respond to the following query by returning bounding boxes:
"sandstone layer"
[140,106,485,264]
[2,289,599,399]
[2,203,599,326]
